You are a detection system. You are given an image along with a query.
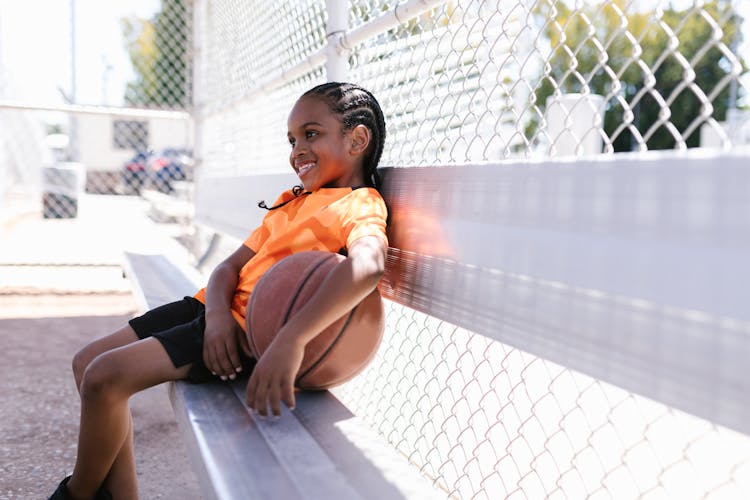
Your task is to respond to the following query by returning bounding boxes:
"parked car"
[120,150,151,195]
[146,147,194,193]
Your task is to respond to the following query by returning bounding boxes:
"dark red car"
[120,150,151,195]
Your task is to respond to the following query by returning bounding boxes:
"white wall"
[76,115,192,172]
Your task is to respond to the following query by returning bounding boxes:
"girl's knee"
[72,326,136,388]
[80,354,129,402]
[72,345,95,387]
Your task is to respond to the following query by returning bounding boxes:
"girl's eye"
[305,130,318,139]
[288,138,296,148]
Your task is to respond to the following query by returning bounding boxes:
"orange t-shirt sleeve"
[343,189,388,249]
[245,224,269,252]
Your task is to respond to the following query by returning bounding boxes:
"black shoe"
[95,487,113,500]
[48,475,112,500]
[48,476,71,500]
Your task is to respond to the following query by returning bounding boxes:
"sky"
[0,0,159,107]
[0,0,748,114]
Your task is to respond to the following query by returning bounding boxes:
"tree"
[122,0,188,108]
[530,0,746,151]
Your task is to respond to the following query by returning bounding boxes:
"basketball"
[246,251,385,390]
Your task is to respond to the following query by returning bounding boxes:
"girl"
[50,82,389,500]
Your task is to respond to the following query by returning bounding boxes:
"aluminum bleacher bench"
[124,150,750,499]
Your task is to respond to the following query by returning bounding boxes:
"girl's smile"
[296,161,316,178]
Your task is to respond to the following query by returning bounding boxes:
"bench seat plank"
[169,381,300,499]
[228,382,445,500]
[122,252,203,307]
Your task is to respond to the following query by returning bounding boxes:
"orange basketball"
[246,251,385,390]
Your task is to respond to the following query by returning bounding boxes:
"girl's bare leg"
[72,326,140,497]
[67,332,190,500]
[102,413,136,498]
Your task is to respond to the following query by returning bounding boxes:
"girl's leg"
[102,413,136,498]
[72,324,140,388]
[72,325,141,498]
[66,335,190,500]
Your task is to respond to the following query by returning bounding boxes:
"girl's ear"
[349,124,371,156]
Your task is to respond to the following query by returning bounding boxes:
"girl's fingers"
[208,341,238,380]
[205,345,218,375]
[253,382,268,416]
[220,342,239,380]
[246,367,291,417]
[246,371,265,414]
[282,378,295,411]
[203,330,244,380]
[267,383,282,417]
[226,337,242,374]
[245,373,257,406]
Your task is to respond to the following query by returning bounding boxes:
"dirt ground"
[0,194,388,499]
[0,195,206,499]
[0,293,202,500]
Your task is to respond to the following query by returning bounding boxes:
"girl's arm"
[203,243,255,380]
[246,235,387,416]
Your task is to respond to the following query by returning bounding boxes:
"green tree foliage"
[531,0,746,151]
[122,0,188,108]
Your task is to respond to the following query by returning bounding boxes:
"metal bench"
[125,149,750,498]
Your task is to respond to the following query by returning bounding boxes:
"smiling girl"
[50,82,389,500]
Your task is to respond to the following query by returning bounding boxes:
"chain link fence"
[0,0,193,222]
[194,0,748,184]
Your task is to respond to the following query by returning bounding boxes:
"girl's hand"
[245,334,304,416]
[203,309,251,380]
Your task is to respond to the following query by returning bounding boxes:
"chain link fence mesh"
[0,0,193,221]
[335,303,750,499]
[347,0,749,165]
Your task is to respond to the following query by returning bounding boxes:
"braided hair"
[301,82,386,190]
[259,82,387,210]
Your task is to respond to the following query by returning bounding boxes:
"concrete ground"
[0,195,202,499]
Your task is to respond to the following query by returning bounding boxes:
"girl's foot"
[48,476,113,500]
[48,476,71,500]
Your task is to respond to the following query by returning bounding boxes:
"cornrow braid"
[301,82,387,190]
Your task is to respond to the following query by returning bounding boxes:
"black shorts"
[128,296,255,383]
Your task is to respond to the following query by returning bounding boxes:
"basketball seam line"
[296,307,357,385]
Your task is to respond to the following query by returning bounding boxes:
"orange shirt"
[194,187,388,328]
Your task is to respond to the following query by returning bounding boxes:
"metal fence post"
[326,0,348,81]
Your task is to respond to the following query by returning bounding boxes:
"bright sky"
[0,0,159,106]
[0,0,748,112]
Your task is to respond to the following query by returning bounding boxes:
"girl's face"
[287,97,365,191]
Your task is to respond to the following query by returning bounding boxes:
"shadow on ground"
[0,294,201,500]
